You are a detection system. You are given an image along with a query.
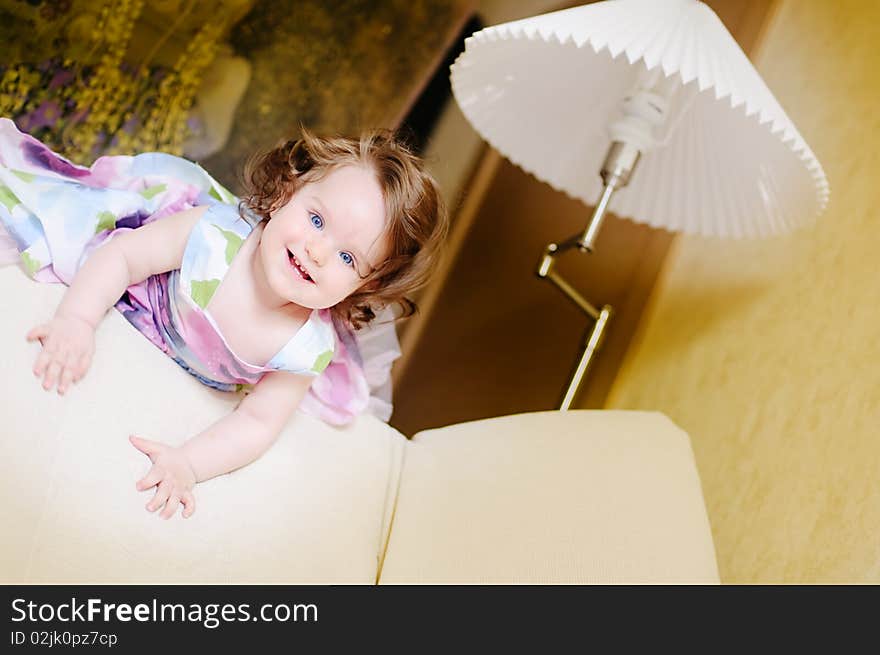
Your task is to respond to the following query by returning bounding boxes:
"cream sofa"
[0,266,718,583]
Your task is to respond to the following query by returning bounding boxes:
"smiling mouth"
[287,249,314,283]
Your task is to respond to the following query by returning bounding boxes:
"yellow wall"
[605,0,880,583]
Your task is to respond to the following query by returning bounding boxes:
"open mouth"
[287,249,314,283]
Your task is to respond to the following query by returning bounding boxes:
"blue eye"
[310,213,324,229]
[339,251,354,267]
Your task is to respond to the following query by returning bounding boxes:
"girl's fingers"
[147,479,173,513]
[33,347,53,377]
[26,324,48,342]
[57,357,76,395]
[180,492,196,519]
[57,370,73,395]
[129,435,162,456]
[135,465,163,491]
[43,360,62,390]
[160,496,180,520]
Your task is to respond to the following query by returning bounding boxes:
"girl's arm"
[28,205,208,394]
[130,370,313,519]
[56,205,208,328]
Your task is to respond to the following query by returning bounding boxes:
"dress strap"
[178,202,253,311]
[266,309,336,377]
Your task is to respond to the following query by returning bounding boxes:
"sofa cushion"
[379,410,719,584]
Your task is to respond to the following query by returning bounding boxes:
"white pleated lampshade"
[450,0,829,238]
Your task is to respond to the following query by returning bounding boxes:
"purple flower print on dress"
[115,210,151,230]
[115,274,173,355]
[22,141,89,178]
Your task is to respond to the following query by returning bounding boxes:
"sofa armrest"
[0,267,405,584]
[379,410,719,584]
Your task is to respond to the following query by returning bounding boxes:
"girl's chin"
[292,295,342,311]
[279,288,333,310]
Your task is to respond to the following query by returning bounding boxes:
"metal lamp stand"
[535,141,640,410]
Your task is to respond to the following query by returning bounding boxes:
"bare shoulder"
[110,205,210,281]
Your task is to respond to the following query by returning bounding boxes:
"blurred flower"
[19,100,62,131]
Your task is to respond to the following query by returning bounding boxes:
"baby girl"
[0,118,447,520]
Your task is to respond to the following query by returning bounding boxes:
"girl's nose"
[305,238,327,266]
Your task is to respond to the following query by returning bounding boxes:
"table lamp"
[449,0,829,409]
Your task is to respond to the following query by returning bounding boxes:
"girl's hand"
[26,313,96,395]
[130,435,198,519]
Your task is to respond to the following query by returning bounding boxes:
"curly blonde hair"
[241,128,448,330]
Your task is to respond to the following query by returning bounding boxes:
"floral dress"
[0,117,395,425]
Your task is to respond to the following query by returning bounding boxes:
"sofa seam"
[374,438,407,584]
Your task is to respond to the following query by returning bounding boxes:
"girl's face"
[258,164,389,310]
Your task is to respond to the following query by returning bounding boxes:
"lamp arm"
[535,210,615,410]
[534,137,638,409]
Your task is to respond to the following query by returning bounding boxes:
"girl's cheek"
[292,219,304,235]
